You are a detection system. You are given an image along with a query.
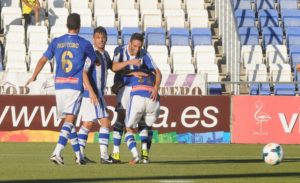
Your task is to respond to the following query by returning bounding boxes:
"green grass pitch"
[0,143,299,183]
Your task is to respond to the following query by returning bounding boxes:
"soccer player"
[76,26,114,164]
[125,55,161,164]
[111,33,160,163]
[26,13,98,165]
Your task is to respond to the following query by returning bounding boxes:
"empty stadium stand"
[0,0,224,95]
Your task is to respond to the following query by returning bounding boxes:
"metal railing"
[215,0,241,95]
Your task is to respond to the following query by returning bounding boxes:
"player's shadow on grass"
[151,157,300,164]
[1,172,300,183]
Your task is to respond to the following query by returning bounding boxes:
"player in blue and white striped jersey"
[76,26,114,164]
[124,46,161,164]
[111,33,161,164]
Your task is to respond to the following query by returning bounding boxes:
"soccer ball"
[262,143,284,165]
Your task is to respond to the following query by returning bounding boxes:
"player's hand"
[89,91,99,106]
[25,77,36,86]
[150,86,159,101]
[130,59,142,67]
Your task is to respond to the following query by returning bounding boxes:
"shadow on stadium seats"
[1,172,300,183]
[151,157,300,164]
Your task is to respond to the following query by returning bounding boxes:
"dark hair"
[93,26,107,37]
[130,33,144,43]
[67,13,81,30]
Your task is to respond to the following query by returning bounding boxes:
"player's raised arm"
[112,59,141,72]
[111,46,142,72]
[25,56,48,86]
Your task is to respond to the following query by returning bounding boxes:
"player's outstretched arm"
[151,68,162,101]
[25,56,48,86]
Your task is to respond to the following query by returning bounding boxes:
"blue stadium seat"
[79,27,93,44]
[145,27,166,47]
[281,10,300,30]
[238,27,259,45]
[262,27,283,49]
[121,27,142,45]
[258,9,279,29]
[234,9,256,27]
[286,27,300,50]
[291,53,300,67]
[169,28,190,47]
[106,27,119,45]
[289,45,300,59]
[208,84,222,95]
[278,0,298,12]
[191,28,212,48]
[255,0,275,11]
[233,0,252,10]
[80,27,93,35]
[250,83,271,95]
[259,84,271,95]
[274,84,296,96]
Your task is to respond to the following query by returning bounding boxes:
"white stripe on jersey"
[95,65,102,96]
[145,53,158,69]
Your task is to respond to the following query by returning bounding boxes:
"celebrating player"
[125,50,161,164]
[111,33,161,163]
[26,13,98,165]
[76,26,114,164]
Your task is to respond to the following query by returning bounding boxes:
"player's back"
[45,34,95,91]
[130,73,156,98]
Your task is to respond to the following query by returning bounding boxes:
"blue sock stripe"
[128,141,136,150]
[69,132,78,139]
[58,136,68,146]
[114,139,121,145]
[140,136,148,142]
[78,134,88,140]
[125,134,134,142]
[99,133,110,139]
[72,144,80,152]
[62,126,72,132]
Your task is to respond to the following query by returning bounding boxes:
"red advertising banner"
[232,96,300,144]
[0,95,230,133]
